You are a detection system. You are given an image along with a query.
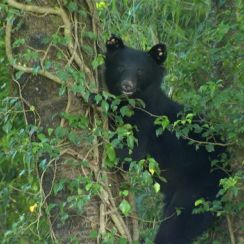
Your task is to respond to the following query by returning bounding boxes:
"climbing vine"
[1,1,243,244]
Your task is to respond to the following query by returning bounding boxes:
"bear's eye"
[137,69,143,76]
[117,65,125,72]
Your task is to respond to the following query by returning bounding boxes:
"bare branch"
[7,0,94,83]
[227,215,236,244]
[5,20,63,85]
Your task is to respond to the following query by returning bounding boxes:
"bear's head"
[105,34,167,97]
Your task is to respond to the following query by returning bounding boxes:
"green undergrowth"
[0,1,243,243]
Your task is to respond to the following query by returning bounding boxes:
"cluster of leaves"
[0,11,45,242]
[0,23,50,243]
[1,0,244,243]
[97,0,244,243]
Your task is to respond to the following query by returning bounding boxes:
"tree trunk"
[6,0,137,243]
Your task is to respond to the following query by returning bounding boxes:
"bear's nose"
[121,80,134,93]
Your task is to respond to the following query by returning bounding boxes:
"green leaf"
[154,115,170,131]
[55,126,68,139]
[105,143,116,163]
[47,128,54,136]
[205,143,214,152]
[176,208,182,216]
[148,157,158,175]
[89,230,98,239]
[101,100,109,113]
[119,199,131,216]
[91,54,104,69]
[2,120,12,133]
[32,65,40,75]
[120,190,129,197]
[37,133,47,142]
[118,237,128,244]
[85,183,92,191]
[153,182,161,193]
[195,198,204,206]
[12,38,25,48]
[68,131,81,145]
[127,134,135,149]
[53,180,65,195]
[94,94,102,104]
[156,127,164,136]
[105,144,116,167]
[67,2,78,12]
[120,105,133,117]
[15,70,24,79]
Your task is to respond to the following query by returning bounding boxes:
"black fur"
[104,35,226,244]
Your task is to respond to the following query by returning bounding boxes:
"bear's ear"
[106,34,124,51]
[148,43,167,64]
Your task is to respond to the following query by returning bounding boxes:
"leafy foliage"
[0,0,243,244]
[97,0,244,243]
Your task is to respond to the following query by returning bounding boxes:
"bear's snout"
[121,80,136,95]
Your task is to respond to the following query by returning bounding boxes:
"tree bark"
[6,0,137,243]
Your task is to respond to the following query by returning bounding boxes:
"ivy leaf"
[53,180,65,195]
[91,54,104,69]
[55,126,68,139]
[153,182,161,193]
[176,208,182,216]
[127,134,135,149]
[94,94,102,104]
[205,143,214,152]
[148,158,157,175]
[154,115,170,131]
[68,2,78,12]
[119,199,131,216]
[120,190,129,197]
[101,100,109,113]
[37,133,47,142]
[118,238,128,244]
[47,128,54,136]
[89,230,98,239]
[195,198,204,206]
[2,121,12,133]
[68,131,81,145]
[120,105,133,117]
[105,144,116,167]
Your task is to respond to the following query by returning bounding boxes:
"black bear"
[104,35,226,244]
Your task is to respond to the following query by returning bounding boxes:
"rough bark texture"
[11,2,99,243]
[6,0,136,243]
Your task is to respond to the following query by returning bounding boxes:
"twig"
[98,203,106,243]
[85,0,99,86]
[12,78,41,126]
[60,89,72,127]
[226,214,236,244]
[12,78,28,125]
[65,13,78,68]
[5,20,63,85]
[181,134,234,147]
[7,0,94,81]
[98,170,132,242]
[38,158,58,241]
[128,192,139,241]
[134,106,234,147]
